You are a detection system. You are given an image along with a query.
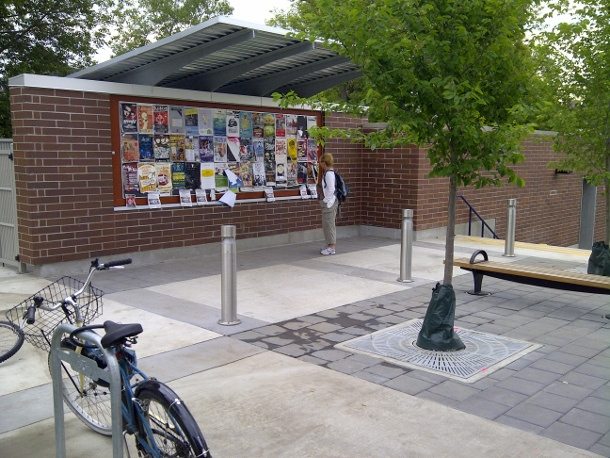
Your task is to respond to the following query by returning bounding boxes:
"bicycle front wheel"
[53,341,113,435]
[135,380,211,457]
[0,320,25,363]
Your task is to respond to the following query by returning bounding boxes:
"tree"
[536,0,610,245]
[276,0,538,350]
[0,0,110,137]
[108,0,233,57]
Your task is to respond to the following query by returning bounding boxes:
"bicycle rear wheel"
[53,341,113,435]
[0,320,25,363]
[135,380,211,457]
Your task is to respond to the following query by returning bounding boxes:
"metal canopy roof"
[69,17,362,98]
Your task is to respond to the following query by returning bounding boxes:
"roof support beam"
[110,29,256,86]
[220,55,352,96]
[288,70,363,98]
[167,41,315,91]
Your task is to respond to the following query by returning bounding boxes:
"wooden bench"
[453,250,610,296]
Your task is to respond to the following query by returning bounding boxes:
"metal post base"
[218,318,241,326]
[397,278,414,283]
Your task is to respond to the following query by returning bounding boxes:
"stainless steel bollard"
[504,199,517,257]
[397,209,414,283]
[219,225,241,325]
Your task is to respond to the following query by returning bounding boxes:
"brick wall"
[9,87,606,266]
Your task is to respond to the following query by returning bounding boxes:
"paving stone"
[496,377,545,396]
[334,304,368,314]
[477,386,528,407]
[262,336,295,346]
[315,309,342,319]
[495,415,545,435]
[327,358,371,374]
[512,367,561,385]
[298,315,327,325]
[255,324,288,336]
[341,326,371,336]
[415,390,460,408]
[454,396,510,420]
[282,320,311,330]
[297,354,327,365]
[274,343,308,357]
[544,381,595,401]
[384,374,435,395]
[428,380,481,402]
[574,363,609,380]
[288,328,324,342]
[321,332,357,343]
[578,396,610,416]
[232,330,265,340]
[364,363,406,379]
[560,372,607,390]
[310,349,351,362]
[527,391,580,413]
[589,443,610,457]
[346,353,384,366]
[592,384,610,401]
[307,322,343,333]
[541,422,602,450]
[530,358,575,374]
[347,313,373,321]
[504,403,563,428]
[407,369,449,385]
[560,408,610,434]
[544,350,589,367]
[362,307,394,317]
[352,370,390,384]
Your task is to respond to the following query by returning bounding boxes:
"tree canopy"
[276,0,538,284]
[536,0,610,244]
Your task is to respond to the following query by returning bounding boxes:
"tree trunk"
[606,153,610,246]
[443,173,457,285]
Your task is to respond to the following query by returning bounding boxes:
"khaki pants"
[320,199,339,245]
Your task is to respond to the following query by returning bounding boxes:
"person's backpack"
[334,171,349,203]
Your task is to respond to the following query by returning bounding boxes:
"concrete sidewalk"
[0,236,608,457]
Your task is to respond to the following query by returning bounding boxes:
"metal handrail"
[457,195,499,239]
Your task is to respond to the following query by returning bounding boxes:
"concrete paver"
[0,235,608,456]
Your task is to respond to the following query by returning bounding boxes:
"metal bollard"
[397,209,414,283]
[504,199,517,257]
[219,225,241,325]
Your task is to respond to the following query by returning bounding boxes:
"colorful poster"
[275,160,287,186]
[121,134,139,162]
[265,161,276,186]
[213,109,226,136]
[286,115,297,137]
[307,139,318,161]
[253,138,264,162]
[214,136,227,162]
[139,134,154,161]
[275,114,286,137]
[153,105,169,134]
[184,107,199,135]
[307,116,318,138]
[156,162,172,193]
[297,115,308,139]
[297,161,308,184]
[307,161,319,184]
[264,137,275,162]
[263,113,275,138]
[138,162,157,193]
[154,135,171,161]
[287,161,298,187]
[199,108,214,136]
[239,138,253,162]
[297,139,307,161]
[199,136,214,162]
[121,103,138,133]
[253,162,265,187]
[252,112,264,137]
[214,163,229,189]
[172,162,186,189]
[226,137,240,162]
[170,135,186,161]
[240,162,253,188]
[122,162,139,193]
[226,110,240,137]
[185,135,199,162]
[138,104,154,134]
[169,106,185,134]
[275,138,287,161]
[185,162,201,190]
[287,138,297,161]
[240,111,253,138]
[200,162,215,189]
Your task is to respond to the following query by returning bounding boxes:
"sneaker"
[320,247,336,256]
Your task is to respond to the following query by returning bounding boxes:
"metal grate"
[337,320,540,383]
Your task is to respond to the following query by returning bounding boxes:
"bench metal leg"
[466,271,491,296]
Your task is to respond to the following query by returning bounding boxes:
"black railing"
[457,195,499,239]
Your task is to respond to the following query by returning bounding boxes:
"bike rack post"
[397,209,414,283]
[50,323,123,457]
[504,199,517,257]
[219,224,241,325]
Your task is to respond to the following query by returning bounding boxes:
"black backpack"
[334,171,349,203]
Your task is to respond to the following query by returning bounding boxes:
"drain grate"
[336,319,540,383]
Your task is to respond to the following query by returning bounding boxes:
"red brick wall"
[9,87,606,266]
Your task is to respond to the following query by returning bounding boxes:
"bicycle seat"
[100,320,143,348]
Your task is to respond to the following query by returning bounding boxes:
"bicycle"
[3,258,212,457]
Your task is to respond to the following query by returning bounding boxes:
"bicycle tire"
[0,320,25,363]
[52,341,113,436]
[135,380,211,458]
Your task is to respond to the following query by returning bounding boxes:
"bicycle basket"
[5,276,104,351]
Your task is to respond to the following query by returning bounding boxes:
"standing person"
[319,153,338,255]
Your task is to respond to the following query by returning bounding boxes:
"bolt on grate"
[336,319,541,383]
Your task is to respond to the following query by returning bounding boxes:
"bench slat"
[453,257,610,290]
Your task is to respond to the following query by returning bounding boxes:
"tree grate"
[336,319,541,383]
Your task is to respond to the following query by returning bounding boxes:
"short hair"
[320,153,334,167]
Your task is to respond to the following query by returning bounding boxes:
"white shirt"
[322,170,336,208]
